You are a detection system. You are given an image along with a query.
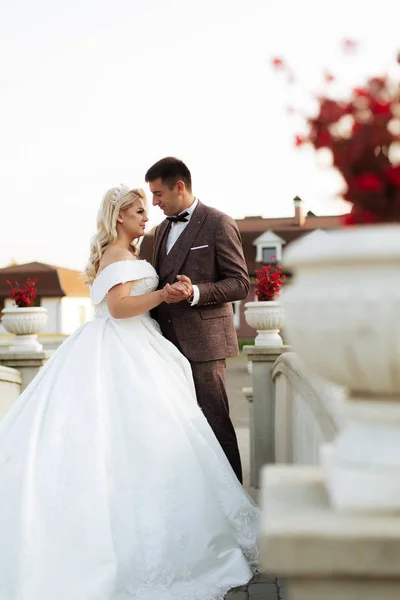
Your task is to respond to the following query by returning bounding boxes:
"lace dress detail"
[0,259,260,600]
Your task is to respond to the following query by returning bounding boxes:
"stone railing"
[0,365,22,419]
[245,343,400,597]
[273,352,345,465]
[244,345,288,488]
[0,351,51,397]
[244,346,345,487]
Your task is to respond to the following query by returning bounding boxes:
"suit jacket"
[152,201,250,362]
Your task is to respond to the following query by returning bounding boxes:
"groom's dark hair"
[145,157,192,192]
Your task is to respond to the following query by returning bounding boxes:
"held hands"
[160,275,193,304]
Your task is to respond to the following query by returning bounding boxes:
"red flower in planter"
[271,56,285,69]
[5,277,38,307]
[354,173,385,193]
[343,39,358,52]
[254,260,286,302]
[294,134,306,147]
[385,165,400,187]
[342,206,380,226]
[271,41,400,225]
[353,87,370,99]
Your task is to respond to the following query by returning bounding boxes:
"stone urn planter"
[1,307,48,353]
[244,300,284,347]
[282,224,400,512]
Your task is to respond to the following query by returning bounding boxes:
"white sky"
[1,0,399,270]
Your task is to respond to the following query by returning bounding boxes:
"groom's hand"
[176,275,194,302]
[162,282,191,304]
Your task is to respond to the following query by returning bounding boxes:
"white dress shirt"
[166,198,200,305]
[165,198,198,253]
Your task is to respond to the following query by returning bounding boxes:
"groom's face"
[149,178,183,217]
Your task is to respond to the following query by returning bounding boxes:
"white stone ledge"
[0,364,22,385]
[260,465,400,578]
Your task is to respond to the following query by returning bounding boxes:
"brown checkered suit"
[152,201,250,482]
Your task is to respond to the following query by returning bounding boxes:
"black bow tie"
[166,211,189,223]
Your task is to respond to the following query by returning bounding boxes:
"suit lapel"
[158,201,208,281]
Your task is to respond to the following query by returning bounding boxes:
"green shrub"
[238,339,255,350]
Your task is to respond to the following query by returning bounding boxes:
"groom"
[145,157,250,483]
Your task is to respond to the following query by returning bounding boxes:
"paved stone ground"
[226,574,286,600]
[225,356,286,600]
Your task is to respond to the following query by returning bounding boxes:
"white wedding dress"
[0,259,260,600]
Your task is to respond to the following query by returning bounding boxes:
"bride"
[0,184,260,600]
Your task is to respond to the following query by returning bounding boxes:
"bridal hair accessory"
[110,184,130,205]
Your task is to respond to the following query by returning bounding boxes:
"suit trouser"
[160,321,243,482]
[189,359,243,484]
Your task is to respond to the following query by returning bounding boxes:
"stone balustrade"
[244,346,342,486]
[244,345,289,488]
[251,223,400,598]
[0,351,52,395]
[245,343,400,598]
[273,352,345,465]
[0,365,22,418]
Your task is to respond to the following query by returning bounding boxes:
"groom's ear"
[175,180,185,194]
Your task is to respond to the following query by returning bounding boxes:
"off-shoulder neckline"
[94,259,149,282]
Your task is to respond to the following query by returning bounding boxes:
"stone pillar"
[0,365,22,418]
[0,351,52,392]
[242,386,256,488]
[244,345,290,488]
[260,465,400,600]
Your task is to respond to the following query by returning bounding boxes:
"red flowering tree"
[5,277,38,307]
[255,261,286,301]
[272,44,400,225]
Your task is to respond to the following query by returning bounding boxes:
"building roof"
[139,207,344,276]
[236,213,342,232]
[0,262,90,299]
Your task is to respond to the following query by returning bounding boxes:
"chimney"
[293,195,305,226]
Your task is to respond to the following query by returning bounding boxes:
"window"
[262,247,277,263]
[253,230,286,263]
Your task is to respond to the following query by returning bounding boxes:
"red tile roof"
[0,262,89,299]
[139,212,344,275]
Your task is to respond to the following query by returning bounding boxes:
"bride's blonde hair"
[84,185,147,284]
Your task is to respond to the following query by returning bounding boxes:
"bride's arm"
[107,281,191,318]
[100,245,190,317]
[107,281,167,319]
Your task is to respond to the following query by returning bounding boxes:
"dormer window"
[253,230,286,263]
[262,246,278,263]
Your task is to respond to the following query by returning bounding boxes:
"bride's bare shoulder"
[98,248,136,273]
